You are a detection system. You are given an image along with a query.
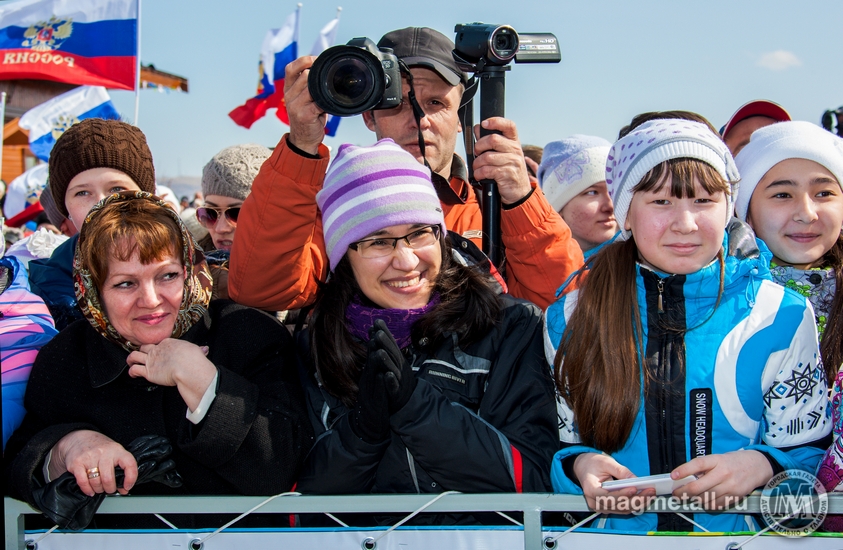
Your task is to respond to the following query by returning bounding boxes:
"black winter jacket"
[296,294,558,497]
[4,300,313,506]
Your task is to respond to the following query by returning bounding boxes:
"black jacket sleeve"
[295,413,392,494]
[175,303,314,495]
[390,299,557,492]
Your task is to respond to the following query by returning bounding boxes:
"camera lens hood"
[308,44,387,117]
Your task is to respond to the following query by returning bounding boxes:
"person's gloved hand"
[116,435,183,489]
[30,435,181,531]
[369,319,416,414]
[347,336,391,444]
[30,472,105,531]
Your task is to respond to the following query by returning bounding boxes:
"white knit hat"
[606,119,739,240]
[734,121,843,221]
[538,135,611,213]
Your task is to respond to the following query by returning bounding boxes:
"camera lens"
[325,57,374,108]
[308,43,389,116]
[488,26,518,62]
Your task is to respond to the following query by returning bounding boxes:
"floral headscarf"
[73,191,213,352]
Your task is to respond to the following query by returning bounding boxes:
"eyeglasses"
[196,206,240,228]
[348,225,441,259]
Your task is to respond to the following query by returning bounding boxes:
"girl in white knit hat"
[538,135,617,257]
[735,121,843,382]
[545,117,829,533]
[734,121,843,527]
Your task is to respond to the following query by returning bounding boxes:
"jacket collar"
[430,154,470,205]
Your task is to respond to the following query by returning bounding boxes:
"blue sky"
[94,0,843,177]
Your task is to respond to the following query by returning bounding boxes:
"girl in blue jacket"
[545,118,831,532]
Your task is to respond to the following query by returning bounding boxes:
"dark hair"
[819,236,843,383]
[618,110,720,140]
[309,237,501,407]
[555,158,730,452]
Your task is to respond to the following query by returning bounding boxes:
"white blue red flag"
[310,15,341,137]
[19,85,121,161]
[0,0,138,90]
[229,9,299,129]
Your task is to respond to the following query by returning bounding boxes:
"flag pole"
[0,91,7,184]
[133,0,142,125]
[336,6,342,19]
[296,3,302,43]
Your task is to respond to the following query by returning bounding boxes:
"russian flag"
[19,85,121,162]
[0,0,137,91]
[310,14,341,137]
[228,10,299,130]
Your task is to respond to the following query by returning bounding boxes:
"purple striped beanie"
[317,139,446,271]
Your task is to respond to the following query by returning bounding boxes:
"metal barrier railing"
[6,493,843,550]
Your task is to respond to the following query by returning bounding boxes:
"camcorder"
[452,23,560,69]
[307,37,402,117]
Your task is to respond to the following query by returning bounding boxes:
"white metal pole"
[133,0,142,125]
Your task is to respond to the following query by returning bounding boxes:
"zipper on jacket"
[657,278,665,314]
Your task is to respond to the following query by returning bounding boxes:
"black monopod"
[453,24,560,267]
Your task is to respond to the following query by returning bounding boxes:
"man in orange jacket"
[229,27,583,311]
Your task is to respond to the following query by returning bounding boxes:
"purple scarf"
[345,294,440,349]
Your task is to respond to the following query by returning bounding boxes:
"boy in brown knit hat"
[30,118,156,330]
[48,118,156,233]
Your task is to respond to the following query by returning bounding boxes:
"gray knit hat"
[201,144,271,201]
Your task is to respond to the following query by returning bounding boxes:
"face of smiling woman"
[100,244,185,346]
[747,158,843,270]
[346,223,442,310]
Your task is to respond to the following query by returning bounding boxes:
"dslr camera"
[308,37,402,117]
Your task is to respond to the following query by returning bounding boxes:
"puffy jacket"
[1,256,57,449]
[296,292,558,502]
[28,234,82,331]
[228,135,584,311]
[544,221,832,532]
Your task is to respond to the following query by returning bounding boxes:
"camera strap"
[458,76,479,188]
[398,59,429,164]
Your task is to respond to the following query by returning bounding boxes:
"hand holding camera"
[284,56,329,155]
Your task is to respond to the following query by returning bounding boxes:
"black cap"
[378,27,467,86]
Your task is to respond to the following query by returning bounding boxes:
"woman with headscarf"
[5,192,312,515]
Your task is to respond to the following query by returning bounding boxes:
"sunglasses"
[196,206,240,228]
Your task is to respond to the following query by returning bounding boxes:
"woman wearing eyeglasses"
[295,140,557,510]
[197,144,271,299]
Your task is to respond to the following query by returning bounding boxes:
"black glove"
[116,435,183,489]
[30,434,181,531]
[347,337,391,444]
[370,319,416,414]
[30,472,104,531]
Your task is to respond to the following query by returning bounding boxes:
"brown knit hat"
[49,118,156,217]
